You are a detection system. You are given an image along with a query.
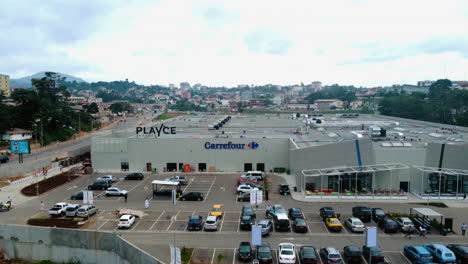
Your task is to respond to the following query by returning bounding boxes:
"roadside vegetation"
[153,113,186,121]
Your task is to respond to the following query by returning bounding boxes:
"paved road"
[6,112,155,164]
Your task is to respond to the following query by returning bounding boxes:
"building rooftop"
[98,113,468,148]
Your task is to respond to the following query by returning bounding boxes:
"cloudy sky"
[1,0,468,87]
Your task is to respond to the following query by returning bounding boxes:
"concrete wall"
[0,159,51,178]
[92,137,290,173]
[425,143,468,169]
[290,139,375,191]
[0,225,162,264]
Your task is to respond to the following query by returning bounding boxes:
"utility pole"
[40,119,44,147]
[78,112,81,138]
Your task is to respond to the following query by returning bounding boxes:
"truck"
[48,202,69,217]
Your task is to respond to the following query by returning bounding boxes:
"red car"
[237,177,258,185]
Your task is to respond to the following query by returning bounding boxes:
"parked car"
[423,244,456,264]
[267,204,286,218]
[273,214,290,231]
[187,215,203,231]
[362,246,384,264]
[237,184,255,194]
[446,244,468,264]
[403,246,433,264]
[49,202,69,217]
[180,192,204,201]
[238,242,253,262]
[278,243,296,264]
[319,207,336,221]
[237,192,251,202]
[371,208,385,222]
[377,217,399,233]
[165,175,188,185]
[344,217,365,233]
[237,177,258,185]
[256,242,273,264]
[240,215,253,231]
[343,246,363,264]
[395,217,415,233]
[241,205,256,219]
[352,206,372,222]
[288,208,304,220]
[279,184,290,195]
[257,219,273,236]
[118,214,136,229]
[88,180,111,190]
[299,246,318,264]
[319,247,342,264]
[210,204,223,218]
[325,218,342,232]
[70,191,84,200]
[204,215,219,231]
[241,182,263,190]
[242,171,263,181]
[292,218,308,233]
[97,175,115,183]
[105,187,128,196]
[65,204,80,217]
[125,172,144,180]
[0,155,9,164]
[76,205,98,218]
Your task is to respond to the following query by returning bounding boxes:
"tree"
[110,102,131,113]
[84,102,99,113]
[429,79,452,99]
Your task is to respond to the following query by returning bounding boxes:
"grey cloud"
[196,5,238,25]
[245,30,293,55]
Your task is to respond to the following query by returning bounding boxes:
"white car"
[278,243,296,264]
[237,184,255,194]
[344,217,365,233]
[97,175,115,182]
[395,217,415,232]
[118,214,136,229]
[105,187,128,196]
[164,175,188,185]
[204,215,219,231]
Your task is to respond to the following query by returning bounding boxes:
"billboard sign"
[251,225,262,246]
[365,227,377,247]
[10,141,30,154]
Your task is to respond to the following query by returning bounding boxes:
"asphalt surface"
[3,172,468,264]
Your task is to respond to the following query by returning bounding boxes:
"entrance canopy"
[410,207,443,218]
[151,180,181,199]
[412,166,468,199]
[413,166,468,176]
[302,163,409,177]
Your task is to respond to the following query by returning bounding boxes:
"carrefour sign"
[204,141,259,150]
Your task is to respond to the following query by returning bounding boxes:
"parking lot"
[9,172,468,264]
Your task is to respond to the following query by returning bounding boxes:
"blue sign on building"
[10,141,30,154]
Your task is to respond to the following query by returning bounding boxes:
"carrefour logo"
[204,141,260,150]
[247,142,259,149]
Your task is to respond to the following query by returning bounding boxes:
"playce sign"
[136,125,176,138]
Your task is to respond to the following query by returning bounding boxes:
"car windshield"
[281,251,294,255]
[420,254,431,258]
[329,254,340,259]
[331,220,341,225]
[77,209,85,212]
[190,217,200,223]
[302,248,315,257]
[66,207,76,211]
[347,249,361,256]
[403,221,412,225]
[239,246,250,253]
[120,218,128,221]
[353,221,362,225]
[258,247,270,253]
[206,220,215,224]
[445,253,454,257]
[296,219,306,225]
[212,208,221,212]
[370,249,382,256]
[375,209,384,214]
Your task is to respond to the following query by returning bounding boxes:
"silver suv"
[319,247,342,264]
[204,215,218,231]
[76,205,98,218]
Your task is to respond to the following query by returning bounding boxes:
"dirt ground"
[0,176,28,188]
[21,173,80,196]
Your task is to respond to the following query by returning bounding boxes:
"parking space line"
[149,210,165,230]
[98,219,109,230]
[400,252,412,264]
[306,221,312,235]
[182,177,196,192]
[131,219,141,230]
[166,210,181,231]
[317,213,330,234]
[220,213,225,231]
[202,176,217,203]
[237,210,242,233]
[211,248,216,264]
[341,221,349,235]
[232,249,236,264]
[275,249,279,264]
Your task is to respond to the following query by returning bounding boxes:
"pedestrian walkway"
[0,163,82,206]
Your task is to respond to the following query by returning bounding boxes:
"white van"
[242,171,263,181]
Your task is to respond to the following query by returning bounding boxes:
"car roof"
[345,246,361,251]
[279,243,295,249]
[190,215,201,219]
[426,244,448,250]
[206,215,217,220]
[348,217,362,222]
[411,246,430,253]
[328,218,340,221]
[213,204,222,208]
[120,214,133,219]
[325,247,339,254]
[258,220,270,224]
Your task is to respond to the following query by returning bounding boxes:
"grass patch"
[153,113,186,121]
[216,254,225,263]
[181,247,194,264]
[387,212,411,218]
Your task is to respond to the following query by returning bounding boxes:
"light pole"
[32,123,38,160]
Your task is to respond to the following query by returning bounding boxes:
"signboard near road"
[10,141,30,154]
[251,225,262,246]
[365,227,377,247]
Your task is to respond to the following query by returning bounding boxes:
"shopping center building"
[91,113,468,199]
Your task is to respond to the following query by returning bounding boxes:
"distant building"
[382,84,430,94]
[1,128,33,141]
[315,99,344,111]
[417,80,435,87]
[181,91,191,99]
[248,99,266,107]
[241,91,252,101]
[0,74,11,97]
[88,97,103,103]
[311,81,322,91]
[69,96,87,103]
[169,84,176,89]
[287,104,309,110]
[272,96,283,105]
